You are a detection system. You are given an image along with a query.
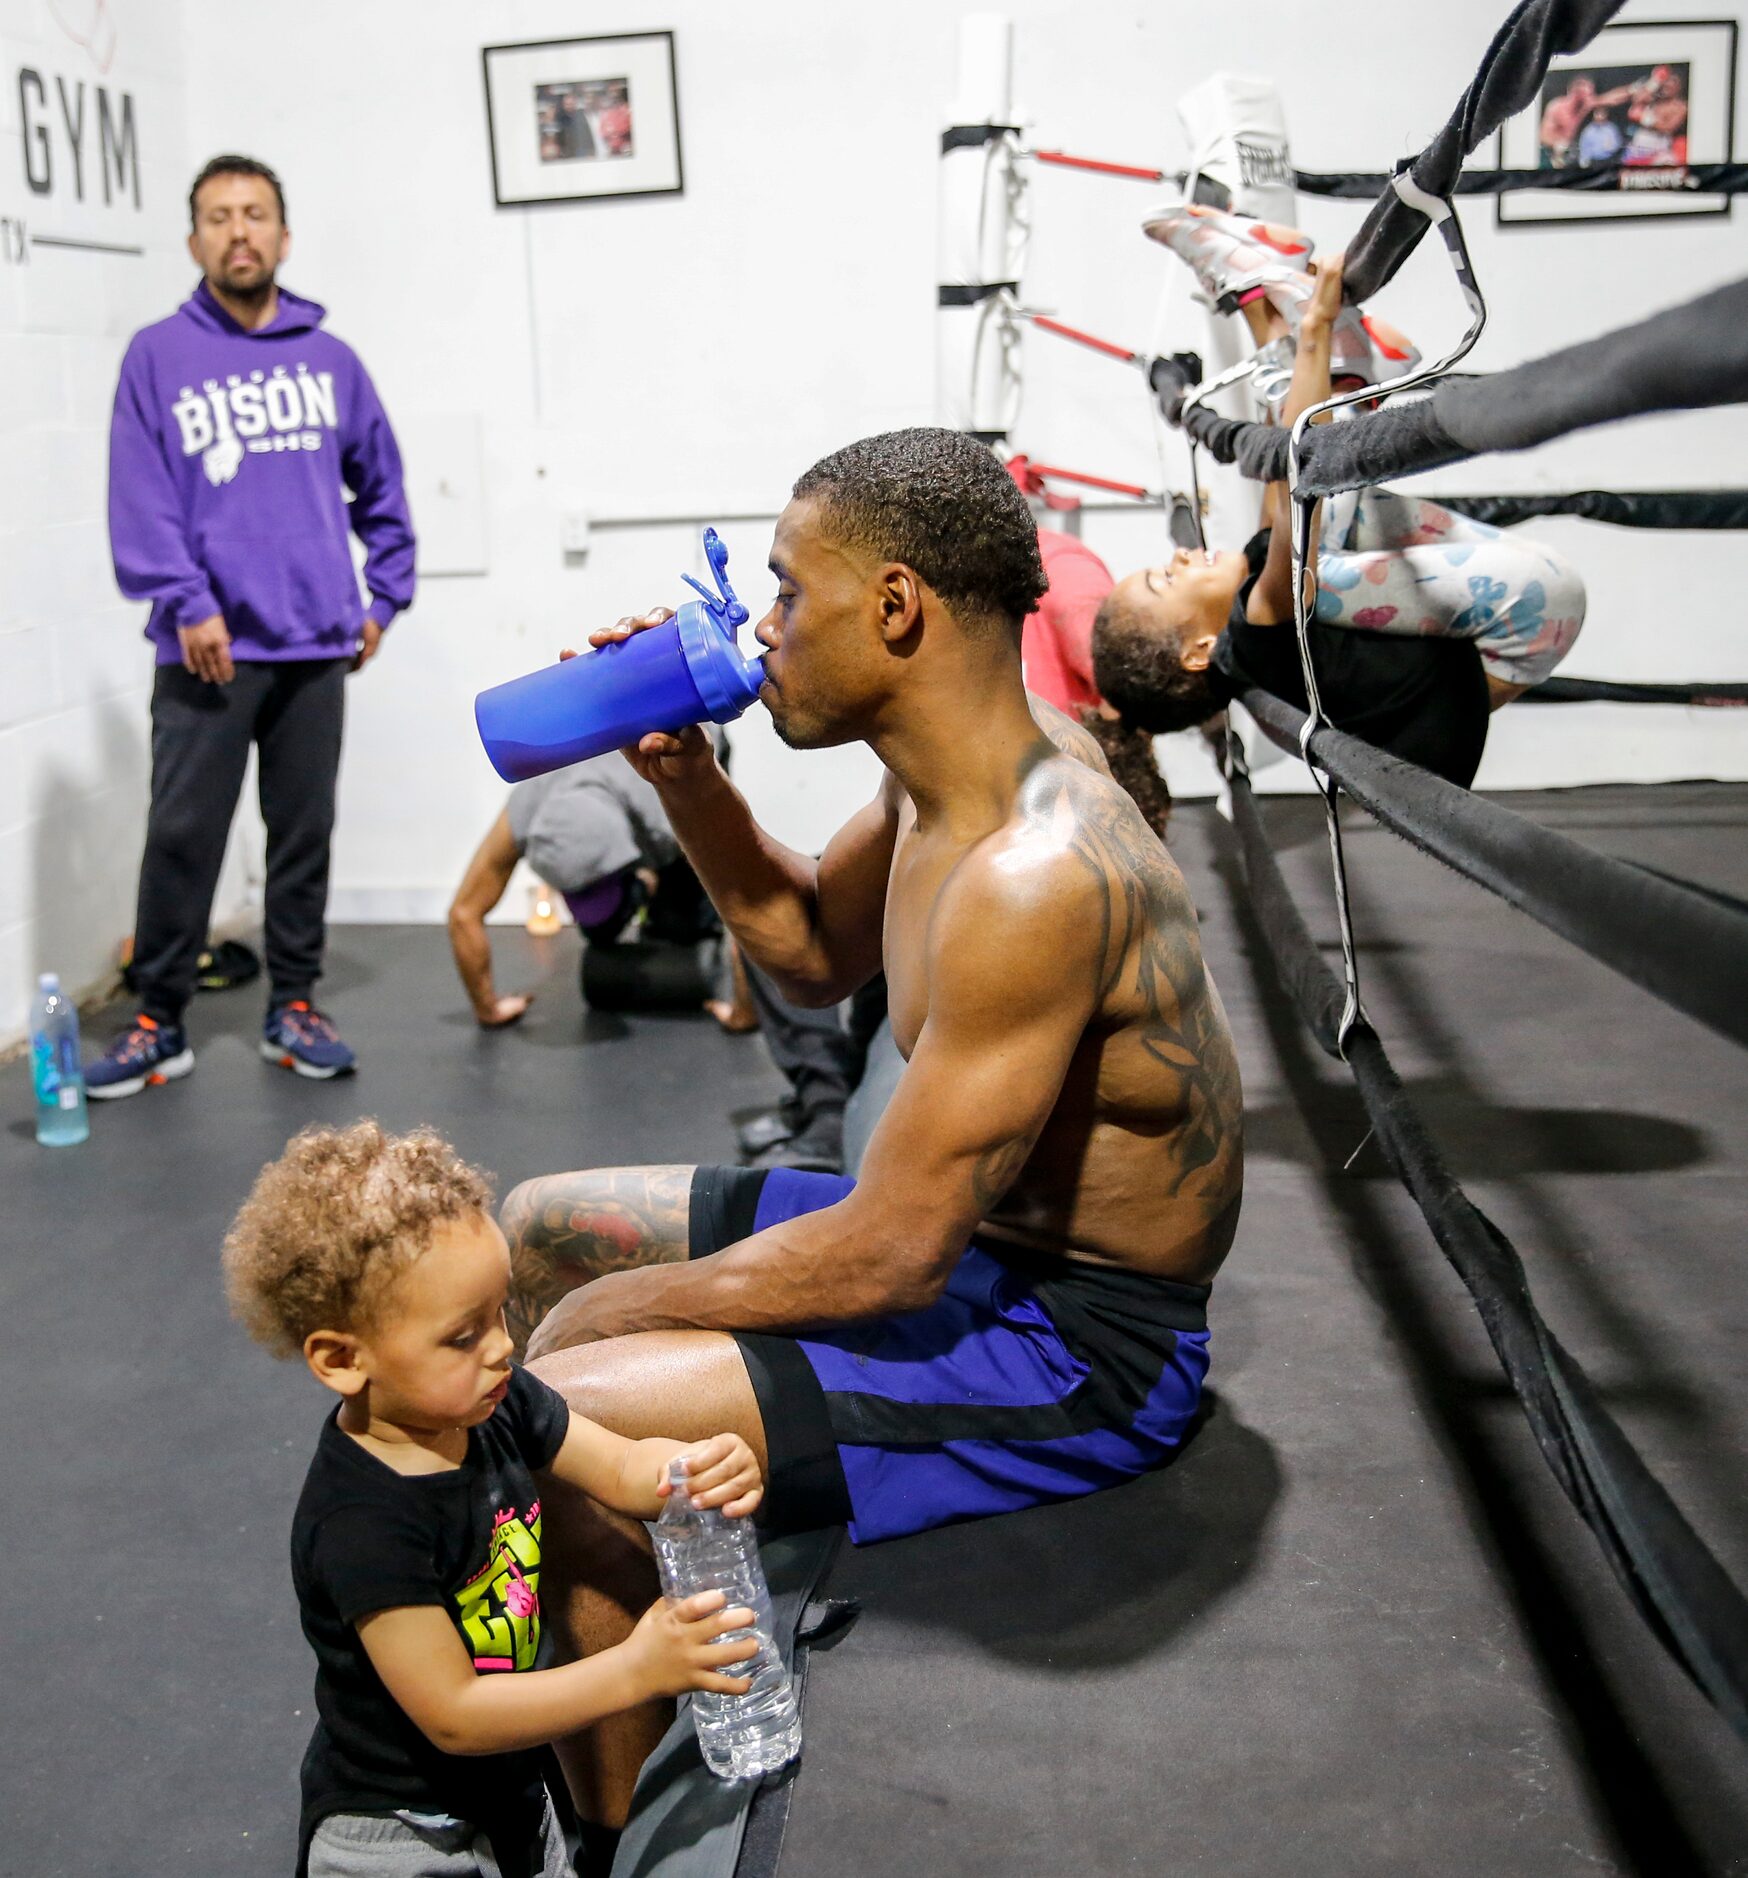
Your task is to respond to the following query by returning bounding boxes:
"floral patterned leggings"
[1314,487,1585,689]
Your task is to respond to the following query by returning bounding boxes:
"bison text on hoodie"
[108,279,415,663]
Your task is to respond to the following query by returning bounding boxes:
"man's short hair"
[189,154,286,227]
[792,427,1047,634]
[1091,590,1225,734]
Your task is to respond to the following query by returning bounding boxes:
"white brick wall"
[5,0,1746,1042]
[0,0,226,1045]
[188,0,1748,938]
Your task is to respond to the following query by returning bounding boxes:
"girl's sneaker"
[1331,308,1421,389]
[1142,199,1421,388]
[1141,200,1316,311]
[261,1001,357,1079]
[84,1014,194,1099]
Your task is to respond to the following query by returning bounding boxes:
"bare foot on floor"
[705,998,760,1035]
[708,936,761,1034]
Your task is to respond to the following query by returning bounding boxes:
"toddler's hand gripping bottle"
[475,528,765,783]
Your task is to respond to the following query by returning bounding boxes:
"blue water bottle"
[475,528,767,783]
[31,973,89,1147]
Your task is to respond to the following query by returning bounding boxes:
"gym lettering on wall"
[5,64,144,263]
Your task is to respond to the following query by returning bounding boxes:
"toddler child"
[224,1119,764,1878]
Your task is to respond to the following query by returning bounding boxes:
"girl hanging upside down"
[1089,203,1585,787]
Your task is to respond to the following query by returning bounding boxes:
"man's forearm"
[447,907,497,1018]
[653,764,835,994]
[549,1203,946,1343]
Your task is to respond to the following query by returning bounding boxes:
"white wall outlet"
[560,509,592,558]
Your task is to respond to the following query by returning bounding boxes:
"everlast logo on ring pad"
[170,365,340,487]
[1235,135,1294,191]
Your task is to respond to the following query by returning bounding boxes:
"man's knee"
[143,797,227,874]
[501,1163,697,1266]
[500,1165,645,1250]
[502,1166,700,1359]
[1496,539,1587,687]
[499,1175,544,1255]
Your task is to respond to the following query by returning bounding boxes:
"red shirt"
[1020,528,1114,713]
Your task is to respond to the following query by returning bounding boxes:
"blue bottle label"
[32,1037,59,1104]
[32,1032,82,1106]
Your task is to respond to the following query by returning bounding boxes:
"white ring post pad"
[1176,73,1298,225]
[937,12,1024,439]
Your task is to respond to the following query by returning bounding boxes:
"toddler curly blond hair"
[223,1119,494,1358]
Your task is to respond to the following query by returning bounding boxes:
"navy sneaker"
[261,1000,357,1079]
[85,1014,195,1100]
[742,1107,844,1174]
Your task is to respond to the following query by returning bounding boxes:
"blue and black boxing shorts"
[690,1166,1213,1545]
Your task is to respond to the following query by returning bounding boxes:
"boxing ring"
[10,11,1748,1876]
[738,1,1748,1868]
[580,9,1748,1873]
[961,0,1748,1753]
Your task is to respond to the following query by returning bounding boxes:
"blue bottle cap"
[676,528,765,723]
[679,527,751,631]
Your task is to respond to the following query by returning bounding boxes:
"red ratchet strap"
[1033,149,1168,183]
[1007,454,1150,501]
[1026,313,1140,365]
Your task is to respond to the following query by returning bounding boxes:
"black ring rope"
[1439,489,1748,531]
[1223,751,1748,1744]
[1237,683,1748,1052]
[1150,276,1748,496]
[1152,0,1748,1773]
[1341,0,1631,303]
[1299,161,1748,200]
[1279,173,1493,1049]
[1523,676,1748,706]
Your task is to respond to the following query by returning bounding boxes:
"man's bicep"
[856,885,1102,1234]
[859,994,1089,1238]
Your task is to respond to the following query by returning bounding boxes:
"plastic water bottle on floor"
[651,1458,802,1779]
[30,974,89,1147]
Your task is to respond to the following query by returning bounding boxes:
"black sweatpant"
[740,963,888,1124]
[130,659,347,1026]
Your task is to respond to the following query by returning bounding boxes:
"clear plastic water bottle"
[30,973,89,1147]
[651,1458,801,1779]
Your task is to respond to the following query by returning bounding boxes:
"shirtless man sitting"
[504,428,1243,1559]
[503,431,1244,1831]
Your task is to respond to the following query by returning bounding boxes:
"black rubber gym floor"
[4,782,1745,1876]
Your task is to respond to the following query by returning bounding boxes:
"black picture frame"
[482,31,684,209]
[1495,17,1737,227]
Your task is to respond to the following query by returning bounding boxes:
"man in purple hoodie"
[87,154,414,1097]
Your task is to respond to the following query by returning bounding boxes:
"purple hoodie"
[108,280,415,663]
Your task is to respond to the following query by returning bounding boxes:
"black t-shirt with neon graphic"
[289,1365,570,1870]
[1215,529,1491,788]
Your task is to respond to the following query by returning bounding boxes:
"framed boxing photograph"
[482,31,684,207]
[1495,17,1737,224]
